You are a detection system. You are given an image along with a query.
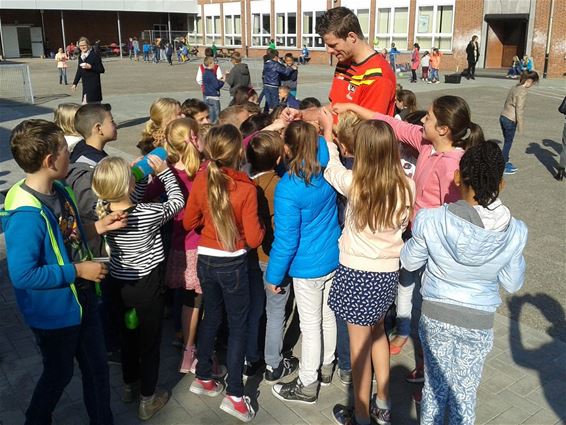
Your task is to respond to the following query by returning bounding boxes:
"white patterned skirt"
[328,264,398,326]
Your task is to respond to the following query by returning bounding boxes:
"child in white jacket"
[401,140,528,425]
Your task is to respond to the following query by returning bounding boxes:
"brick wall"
[531,0,566,78]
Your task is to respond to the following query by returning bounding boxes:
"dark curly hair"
[459,140,505,208]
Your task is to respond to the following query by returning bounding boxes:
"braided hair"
[459,140,505,208]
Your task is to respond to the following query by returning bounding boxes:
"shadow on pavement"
[508,294,566,420]
[0,98,54,124]
[117,117,149,130]
[525,140,560,176]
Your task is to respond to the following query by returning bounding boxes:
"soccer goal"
[0,64,35,104]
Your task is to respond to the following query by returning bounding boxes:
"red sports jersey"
[329,52,396,116]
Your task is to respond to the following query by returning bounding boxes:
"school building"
[1,0,564,77]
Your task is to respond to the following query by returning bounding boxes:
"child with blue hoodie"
[202,56,225,123]
[268,112,340,404]
[400,140,528,425]
[262,49,296,112]
[1,120,127,425]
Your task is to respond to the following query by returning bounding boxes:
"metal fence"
[0,64,34,104]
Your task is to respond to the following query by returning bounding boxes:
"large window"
[187,15,202,45]
[224,15,242,46]
[415,4,454,50]
[252,13,271,47]
[375,7,409,50]
[205,15,221,45]
[276,12,297,47]
[302,10,325,48]
[350,8,370,40]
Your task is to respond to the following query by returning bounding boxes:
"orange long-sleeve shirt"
[183,166,265,252]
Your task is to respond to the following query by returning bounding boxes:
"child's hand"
[280,107,301,123]
[75,261,108,282]
[318,107,334,132]
[147,154,168,175]
[331,103,353,115]
[130,156,144,168]
[95,211,128,235]
[264,118,288,132]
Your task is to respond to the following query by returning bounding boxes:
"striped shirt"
[106,168,185,280]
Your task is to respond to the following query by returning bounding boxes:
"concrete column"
[168,13,172,44]
[0,16,5,59]
[117,12,123,58]
[61,10,66,49]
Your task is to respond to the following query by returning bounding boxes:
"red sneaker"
[189,378,224,397]
[220,395,256,422]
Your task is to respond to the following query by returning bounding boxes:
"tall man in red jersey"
[317,7,397,116]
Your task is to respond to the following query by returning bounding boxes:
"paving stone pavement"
[0,58,565,425]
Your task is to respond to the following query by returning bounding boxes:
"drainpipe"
[543,0,555,78]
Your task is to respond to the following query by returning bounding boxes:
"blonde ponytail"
[141,97,181,147]
[92,157,132,218]
[165,117,201,178]
[204,124,243,251]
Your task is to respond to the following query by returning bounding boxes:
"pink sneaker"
[220,395,256,422]
[179,346,196,374]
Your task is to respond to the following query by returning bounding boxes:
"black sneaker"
[332,404,357,425]
[107,350,121,365]
[264,356,299,383]
[271,376,318,404]
[370,394,391,425]
[243,360,264,378]
[338,369,352,386]
[320,363,335,386]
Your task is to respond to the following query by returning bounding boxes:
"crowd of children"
[3,48,530,425]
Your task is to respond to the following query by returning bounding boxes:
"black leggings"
[411,69,417,81]
[114,265,165,396]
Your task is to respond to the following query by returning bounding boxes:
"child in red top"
[183,124,264,423]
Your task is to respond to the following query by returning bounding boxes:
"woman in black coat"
[465,35,480,80]
[72,37,105,103]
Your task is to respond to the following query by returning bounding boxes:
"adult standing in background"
[465,35,480,80]
[55,48,69,85]
[72,37,105,104]
[555,96,566,181]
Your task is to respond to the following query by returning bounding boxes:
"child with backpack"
[401,141,527,425]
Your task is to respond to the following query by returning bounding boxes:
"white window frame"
[375,6,410,51]
[224,14,242,47]
[187,15,203,45]
[251,12,271,47]
[275,11,298,48]
[414,1,455,52]
[205,15,221,46]
[302,10,326,50]
[340,0,371,40]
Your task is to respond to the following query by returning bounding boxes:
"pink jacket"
[411,49,421,70]
[373,113,463,221]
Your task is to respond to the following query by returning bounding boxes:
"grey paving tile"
[487,402,537,425]
[521,408,565,425]
[0,409,26,425]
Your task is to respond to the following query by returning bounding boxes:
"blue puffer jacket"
[401,204,528,312]
[266,137,340,285]
[262,60,294,87]
[1,180,87,329]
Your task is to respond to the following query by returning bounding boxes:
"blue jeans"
[26,287,113,425]
[246,254,266,364]
[430,68,439,82]
[263,85,279,112]
[58,68,67,84]
[263,263,291,369]
[336,315,351,371]
[196,254,249,397]
[419,314,493,425]
[143,51,149,62]
[205,97,220,124]
[500,115,517,163]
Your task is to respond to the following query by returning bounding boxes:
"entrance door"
[17,27,32,57]
[485,16,527,68]
[30,27,44,57]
